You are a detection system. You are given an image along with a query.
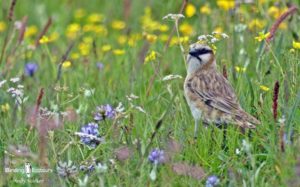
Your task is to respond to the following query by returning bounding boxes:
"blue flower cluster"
[94,104,116,121]
[25,62,38,77]
[148,148,165,164]
[78,104,116,148]
[205,175,220,187]
[79,122,101,148]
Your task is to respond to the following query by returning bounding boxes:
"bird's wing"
[187,70,260,127]
[188,70,240,115]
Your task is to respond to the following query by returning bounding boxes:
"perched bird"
[184,43,260,138]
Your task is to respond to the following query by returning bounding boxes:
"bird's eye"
[189,48,212,57]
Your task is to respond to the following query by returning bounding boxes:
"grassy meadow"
[0,0,300,186]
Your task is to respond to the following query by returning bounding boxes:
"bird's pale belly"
[184,90,202,120]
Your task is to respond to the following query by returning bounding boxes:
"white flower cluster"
[1,77,27,104]
[198,32,229,44]
[163,13,185,21]
[162,74,182,81]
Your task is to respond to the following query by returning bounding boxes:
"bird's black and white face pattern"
[186,43,214,74]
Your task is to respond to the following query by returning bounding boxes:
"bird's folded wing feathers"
[188,73,260,126]
[189,73,240,115]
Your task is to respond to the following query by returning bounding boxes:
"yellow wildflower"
[279,22,287,30]
[260,85,270,92]
[268,6,280,19]
[25,25,38,38]
[87,13,103,23]
[78,42,90,56]
[0,21,6,32]
[83,24,94,32]
[49,32,59,42]
[1,103,10,112]
[293,41,300,49]
[127,33,142,47]
[93,25,108,36]
[200,4,211,15]
[289,48,295,53]
[217,0,235,11]
[83,36,93,44]
[145,34,157,43]
[170,36,189,46]
[248,19,266,31]
[66,23,81,39]
[113,49,125,55]
[179,23,193,36]
[74,9,85,19]
[111,20,126,30]
[62,61,72,68]
[118,35,127,45]
[71,53,80,60]
[235,66,246,73]
[39,36,50,44]
[159,34,169,42]
[255,32,270,42]
[144,51,157,64]
[102,45,112,52]
[185,3,196,17]
[213,27,223,34]
[159,24,169,32]
[140,7,161,32]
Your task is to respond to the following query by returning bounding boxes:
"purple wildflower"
[94,104,116,121]
[80,163,95,173]
[148,148,165,164]
[78,123,101,148]
[96,62,104,70]
[25,63,38,77]
[206,175,220,187]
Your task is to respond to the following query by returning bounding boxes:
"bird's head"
[186,43,215,74]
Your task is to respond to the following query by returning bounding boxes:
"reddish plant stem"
[8,0,17,21]
[35,88,45,115]
[266,5,298,43]
[35,17,52,48]
[272,81,279,121]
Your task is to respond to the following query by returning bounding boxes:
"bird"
[183,43,260,138]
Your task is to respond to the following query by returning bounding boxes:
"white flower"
[162,74,182,81]
[163,13,185,20]
[278,116,285,124]
[126,93,139,101]
[210,38,219,43]
[234,24,247,32]
[14,21,22,29]
[134,106,146,114]
[0,80,7,88]
[84,88,95,97]
[198,35,207,41]
[7,87,24,98]
[242,139,251,153]
[130,103,146,114]
[95,163,108,173]
[10,77,20,83]
[235,148,241,155]
[17,84,24,89]
[115,102,125,113]
[221,33,229,39]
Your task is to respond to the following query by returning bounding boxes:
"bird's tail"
[235,110,261,128]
